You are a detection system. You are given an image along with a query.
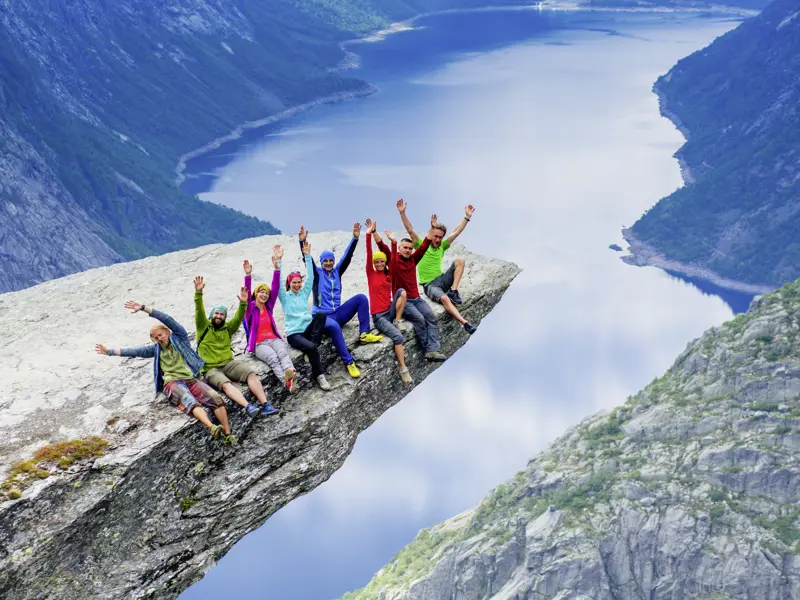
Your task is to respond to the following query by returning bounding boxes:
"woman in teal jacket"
[278,241,331,391]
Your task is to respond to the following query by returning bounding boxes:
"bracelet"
[142,304,146,312]
[464,217,470,222]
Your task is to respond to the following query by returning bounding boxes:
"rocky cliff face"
[0,231,518,600]
[340,280,800,599]
[627,0,800,290]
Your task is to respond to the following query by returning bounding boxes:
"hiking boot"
[316,374,332,391]
[245,403,260,418]
[259,402,279,417]
[399,367,413,385]
[347,362,361,378]
[223,433,238,446]
[463,322,477,335]
[283,368,297,393]
[447,289,463,305]
[359,332,383,344]
[209,424,223,440]
[425,351,447,362]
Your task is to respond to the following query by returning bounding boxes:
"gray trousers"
[255,338,294,379]
[404,297,440,352]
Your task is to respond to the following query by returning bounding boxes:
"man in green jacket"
[194,276,279,417]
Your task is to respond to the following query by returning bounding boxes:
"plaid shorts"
[164,378,225,415]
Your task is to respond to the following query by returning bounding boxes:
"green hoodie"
[194,292,247,370]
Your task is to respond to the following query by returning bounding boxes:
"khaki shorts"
[204,359,254,390]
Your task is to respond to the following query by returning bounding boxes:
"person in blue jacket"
[95,301,235,444]
[298,223,383,378]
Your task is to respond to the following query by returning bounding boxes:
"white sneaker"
[316,374,332,391]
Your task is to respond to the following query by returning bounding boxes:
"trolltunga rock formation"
[0,231,519,600]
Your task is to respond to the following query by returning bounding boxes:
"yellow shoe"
[359,332,383,344]
[347,362,361,378]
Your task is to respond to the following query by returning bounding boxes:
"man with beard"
[194,276,279,417]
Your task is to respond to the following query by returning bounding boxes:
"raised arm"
[412,231,432,264]
[365,219,376,274]
[397,198,420,244]
[227,287,249,334]
[124,301,187,337]
[445,204,475,245]
[267,245,283,310]
[194,276,208,333]
[337,222,360,276]
[301,242,314,296]
[243,260,253,299]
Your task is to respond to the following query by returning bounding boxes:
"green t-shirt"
[160,345,193,383]
[414,238,451,284]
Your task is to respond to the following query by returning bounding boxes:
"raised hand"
[465,204,475,219]
[383,229,396,243]
[365,218,377,235]
[95,343,109,355]
[273,244,284,260]
[430,213,438,228]
[299,225,308,242]
[243,260,252,275]
[238,287,248,303]
[396,198,407,214]
[302,241,311,255]
[124,301,143,313]
[272,255,279,268]
[353,221,362,239]
[194,276,205,292]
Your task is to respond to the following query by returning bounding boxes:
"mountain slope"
[626,0,800,290]
[341,280,800,599]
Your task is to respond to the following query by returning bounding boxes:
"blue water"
[180,9,743,600]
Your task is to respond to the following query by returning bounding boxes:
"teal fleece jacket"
[278,255,315,336]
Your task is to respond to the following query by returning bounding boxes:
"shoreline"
[621,228,773,296]
[176,2,756,191]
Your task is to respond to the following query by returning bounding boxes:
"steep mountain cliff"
[626,0,800,291]
[0,231,519,600]
[340,280,800,599]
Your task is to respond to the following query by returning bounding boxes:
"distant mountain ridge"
[626,0,800,290]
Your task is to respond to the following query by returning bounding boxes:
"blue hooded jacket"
[116,309,205,393]
[301,237,358,315]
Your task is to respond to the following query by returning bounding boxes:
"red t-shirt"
[391,237,430,300]
[256,307,277,343]
[366,234,394,315]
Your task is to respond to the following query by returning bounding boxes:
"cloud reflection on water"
[182,11,739,600]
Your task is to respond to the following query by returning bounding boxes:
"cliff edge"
[0,231,519,600]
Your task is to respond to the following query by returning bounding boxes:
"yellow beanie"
[372,251,387,263]
[253,283,271,299]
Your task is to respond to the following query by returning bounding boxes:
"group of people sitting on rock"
[96,201,477,445]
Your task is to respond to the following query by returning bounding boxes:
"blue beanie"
[208,305,228,319]
[320,250,335,263]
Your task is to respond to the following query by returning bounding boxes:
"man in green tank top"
[397,199,477,336]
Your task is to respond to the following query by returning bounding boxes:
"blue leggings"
[323,294,370,365]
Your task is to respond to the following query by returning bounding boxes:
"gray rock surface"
[340,281,800,600]
[0,231,519,599]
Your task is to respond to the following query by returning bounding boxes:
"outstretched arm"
[396,198,420,244]
[445,204,475,245]
[268,245,283,310]
[365,219,376,274]
[194,276,208,333]
[412,228,433,264]
[95,343,156,359]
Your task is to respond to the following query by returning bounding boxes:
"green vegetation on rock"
[629,0,800,288]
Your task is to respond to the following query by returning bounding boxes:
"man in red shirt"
[384,225,446,362]
[365,219,412,384]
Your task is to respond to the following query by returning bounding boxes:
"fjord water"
[181,10,742,600]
